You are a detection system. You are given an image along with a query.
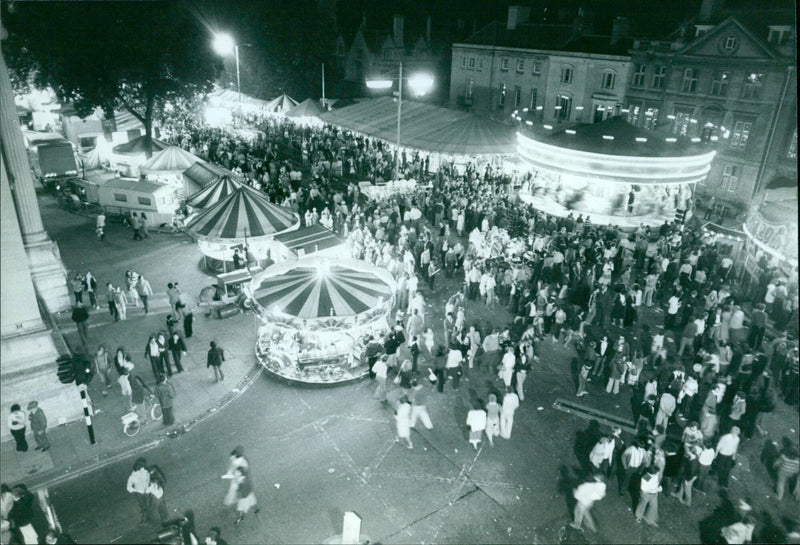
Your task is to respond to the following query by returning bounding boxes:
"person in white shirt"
[466,404,487,450]
[445,348,463,389]
[500,390,520,439]
[635,466,662,527]
[571,475,607,533]
[372,356,389,402]
[127,458,152,523]
[498,346,515,389]
[715,426,740,488]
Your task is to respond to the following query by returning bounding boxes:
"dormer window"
[768,25,792,45]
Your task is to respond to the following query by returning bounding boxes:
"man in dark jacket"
[71,302,90,351]
[207,341,225,382]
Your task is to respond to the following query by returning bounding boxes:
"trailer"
[97,178,180,227]
[29,140,80,191]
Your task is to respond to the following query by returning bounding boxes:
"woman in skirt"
[222,446,250,508]
[233,466,259,524]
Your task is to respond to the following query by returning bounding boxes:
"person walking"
[113,287,128,320]
[619,440,647,497]
[84,271,99,310]
[145,336,165,383]
[156,332,173,377]
[131,212,143,241]
[168,332,187,374]
[372,355,389,402]
[105,282,118,320]
[485,394,501,447]
[127,458,151,524]
[71,302,90,351]
[232,466,259,524]
[26,402,49,452]
[571,474,607,533]
[136,275,154,315]
[176,300,194,339]
[409,379,433,431]
[395,397,414,449]
[715,426,740,489]
[70,274,85,305]
[500,389,520,439]
[155,376,176,426]
[222,447,250,508]
[773,445,800,500]
[205,527,229,545]
[94,345,113,396]
[8,404,28,452]
[515,351,531,402]
[96,212,106,241]
[7,484,40,545]
[635,466,662,527]
[146,465,168,523]
[466,402,487,451]
[118,355,135,411]
[207,341,225,382]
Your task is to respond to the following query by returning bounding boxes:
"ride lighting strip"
[516,132,716,185]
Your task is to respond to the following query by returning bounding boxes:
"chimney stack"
[393,14,404,47]
[610,17,631,45]
[507,5,531,31]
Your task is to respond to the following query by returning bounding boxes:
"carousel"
[250,257,395,384]
[185,174,242,211]
[516,117,716,228]
[186,185,300,274]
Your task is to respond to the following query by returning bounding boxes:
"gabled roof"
[458,21,574,51]
[678,16,778,59]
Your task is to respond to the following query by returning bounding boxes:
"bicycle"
[121,392,163,437]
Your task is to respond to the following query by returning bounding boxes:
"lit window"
[465,78,474,101]
[673,108,693,135]
[787,129,798,159]
[627,104,641,126]
[652,65,666,89]
[514,85,521,108]
[721,164,738,191]
[500,58,509,71]
[529,87,538,109]
[681,68,698,93]
[722,36,737,51]
[516,59,524,73]
[561,65,573,84]
[730,120,752,150]
[644,107,659,131]
[742,73,764,99]
[710,71,729,96]
[632,64,647,87]
[556,95,572,120]
[499,83,506,107]
[602,71,616,90]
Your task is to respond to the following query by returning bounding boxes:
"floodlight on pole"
[365,79,393,90]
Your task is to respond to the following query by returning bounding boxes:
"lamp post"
[212,33,241,116]
[366,62,433,179]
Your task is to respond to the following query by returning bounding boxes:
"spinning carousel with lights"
[249,257,396,384]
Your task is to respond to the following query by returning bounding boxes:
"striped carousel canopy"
[185,175,242,209]
[255,260,394,319]
[186,186,298,240]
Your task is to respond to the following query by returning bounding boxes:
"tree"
[3,1,222,157]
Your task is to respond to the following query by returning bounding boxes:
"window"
[498,83,506,107]
[461,56,466,69]
[730,120,752,150]
[768,26,792,45]
[643,107,659,131]
[710,71,730,96]
[465,78,474,102]
[500,57,510,71]
[681,68,698,93]
[627,104,641,126]
[516,59,525,73]
[673,107,693,135]
[529,87,538,109]
[787,129,798,159]
[532,60,542,75]
[79,136,97,149]
[468,57,476,70]
[695,25,713,37]
[721,164,738,191]
[514,85,521,108]
[632,64,647,87]
[601,71,616,90]
[114,193,127,202]
[742,73,764,99]
[561,65,573,84]
[652,65,666,89]
[555,94,572,120]
[722,36,737,51]
[138,196,152,206]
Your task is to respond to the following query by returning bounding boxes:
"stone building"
[623,3,796,216]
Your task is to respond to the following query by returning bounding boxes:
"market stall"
[139,145,203,196]
[272,223,347,261]
[284,98,325,127]
[264,93,299,116]
[186,185,300,274]
[110,135,169,177]
[250,256,395,384]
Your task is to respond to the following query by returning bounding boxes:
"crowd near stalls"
[154,104,799,538]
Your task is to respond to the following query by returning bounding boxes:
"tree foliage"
[3,1,222,156]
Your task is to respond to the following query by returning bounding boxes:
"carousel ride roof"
[185,175,242,208]
[140,145,202,174]
[253,258,394,320]
[186,186,298,240]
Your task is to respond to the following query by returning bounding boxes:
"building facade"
[623,13,796,214]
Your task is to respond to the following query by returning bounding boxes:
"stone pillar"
[0,39,71,313]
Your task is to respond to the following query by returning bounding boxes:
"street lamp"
[366,62,434,179]
[212,32,241,116]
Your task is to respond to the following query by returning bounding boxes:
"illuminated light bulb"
[565,129,576,134]
[710,136,719,141]
[635,137,648,142]
[602,135,614,140]
[554,106,562,110]
[535,106,543,110]
[720,126,726,131]
[667,114,676,120]
[525,120,533,125]
[522,107,529,112]
[691,137,701,142]
[665,137,677,142]
[690,118,698,123]
[575,106,584,111]
[597,106,605,111]
[543,124,553,129]
[621,108,630,113]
